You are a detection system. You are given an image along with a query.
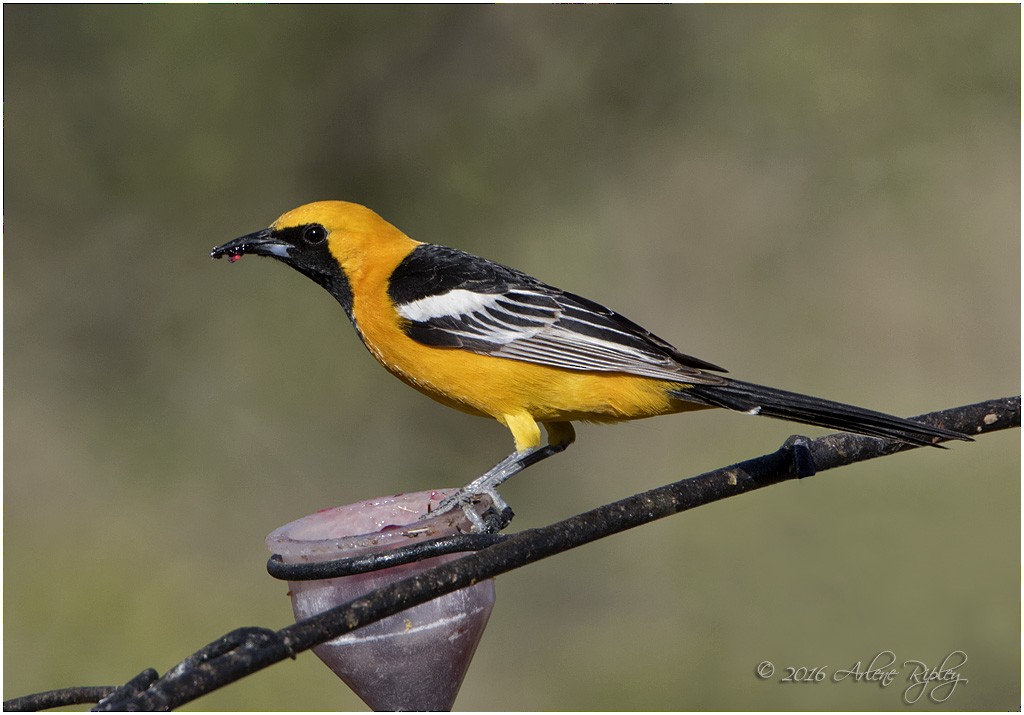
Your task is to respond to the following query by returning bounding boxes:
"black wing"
[387,244,726,384]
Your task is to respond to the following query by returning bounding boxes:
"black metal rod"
[2,686,119,712]
[5,396,1016,712]
[266,532,508,580]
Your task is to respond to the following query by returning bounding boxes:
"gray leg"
[426,442,570,526]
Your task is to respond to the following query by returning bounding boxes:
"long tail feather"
[672,379,971,447]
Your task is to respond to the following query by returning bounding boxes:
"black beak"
[211,228,294,262]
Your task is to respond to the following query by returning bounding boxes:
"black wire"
[5,396,1017,712]
[3,686,118,712]
[266,532,508,580]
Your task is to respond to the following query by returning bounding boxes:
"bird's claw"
[424,489,514,533]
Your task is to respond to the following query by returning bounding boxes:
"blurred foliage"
[4,5,1019,711]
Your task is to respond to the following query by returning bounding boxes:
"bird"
[211,200,969,525]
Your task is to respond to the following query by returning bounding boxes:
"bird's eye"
[303,224,328,245]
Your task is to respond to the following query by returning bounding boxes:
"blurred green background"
[4,5,1019,711]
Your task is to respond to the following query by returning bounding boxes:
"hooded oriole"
[211,201,968,520]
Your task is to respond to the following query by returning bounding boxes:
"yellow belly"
[357,299,700,421]
[347,267,711,454]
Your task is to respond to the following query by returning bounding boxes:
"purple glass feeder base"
[267,490,496,711]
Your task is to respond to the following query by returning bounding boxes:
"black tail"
[673,379,971,447]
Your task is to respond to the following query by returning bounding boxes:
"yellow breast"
[351,278,699,424]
